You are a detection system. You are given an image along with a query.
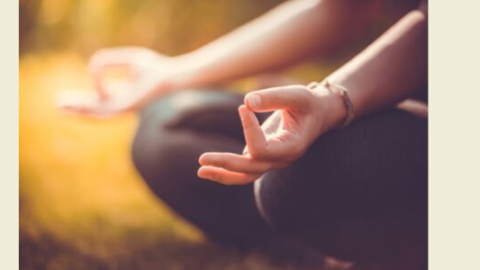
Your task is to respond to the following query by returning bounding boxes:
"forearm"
[326,3,428,122]
[170,0,376,89]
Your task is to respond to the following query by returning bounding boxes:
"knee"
[130,89,244,196]
[254,168,347,256]
[140,89,244,128]
[130,90,208,192]
[253,109,428,261]
[136,89,226,130]
[254,154,336,238]
[254,168,307,236]
[254,170,389,261]
[131,92,183,177]
[132,89,232,162]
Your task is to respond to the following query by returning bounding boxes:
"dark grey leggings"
[131,89,427,263]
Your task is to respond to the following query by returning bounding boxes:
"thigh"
[255,107,428,261]
[132,89,274,246]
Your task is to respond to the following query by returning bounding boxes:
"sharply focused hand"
[198,84,344,185]
[57,47,181,117]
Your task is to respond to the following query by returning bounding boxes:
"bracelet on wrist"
[307,80,355,129]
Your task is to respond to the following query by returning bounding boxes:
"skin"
[198,84,345,185]
[58,0,382,116]
[59,0,427,184]
[199,1,428,185]
[58,0,428,268]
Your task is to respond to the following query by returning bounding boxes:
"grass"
[19,53,341,270]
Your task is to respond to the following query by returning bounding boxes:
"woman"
[59,0,428,269]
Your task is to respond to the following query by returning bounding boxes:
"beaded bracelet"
[307,80,355,129]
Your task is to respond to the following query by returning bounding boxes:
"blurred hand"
[57,47,180,117]
[198,84,344,185]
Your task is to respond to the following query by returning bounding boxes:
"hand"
[198,84,345,185]
[57,47,182,117]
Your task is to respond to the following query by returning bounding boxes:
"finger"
[56,90,98,107]
[56,90,116,117]
[88,48,138,71]
[58,101,102,116]
[197,166,261,185]
[199,152,272,174]
[59,104,117,118]
[58,102,101,116]
[91,72,109,101]
[88,49,139,100]
[245,85,311,112]
[238,105,268,159]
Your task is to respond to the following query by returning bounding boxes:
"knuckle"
[271,90,282,101]
[265,90,282,105]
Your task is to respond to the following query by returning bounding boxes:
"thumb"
[244,85,310,112]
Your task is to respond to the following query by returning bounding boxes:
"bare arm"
[171,0,378,89]
[58,0,382,116]
[326,1,428,122]
[199,2,429,185]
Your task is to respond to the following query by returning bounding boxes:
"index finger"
[244,85,311,112]
[88,49,137,100]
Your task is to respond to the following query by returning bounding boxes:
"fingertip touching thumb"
[245,93,261,110]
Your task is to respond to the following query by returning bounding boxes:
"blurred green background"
[19,0,337,269]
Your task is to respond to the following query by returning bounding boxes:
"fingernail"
[247,94,261,109]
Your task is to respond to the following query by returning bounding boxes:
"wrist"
[309,82,349,135]
[163,53,210,91]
